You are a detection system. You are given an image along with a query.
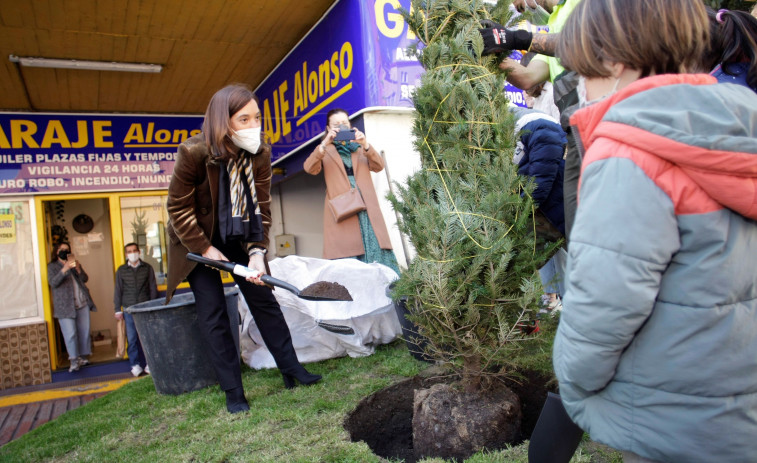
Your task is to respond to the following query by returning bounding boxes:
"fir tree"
[391,0,559,393]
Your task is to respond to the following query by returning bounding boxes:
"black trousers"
[186,239,300,391]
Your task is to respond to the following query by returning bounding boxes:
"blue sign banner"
[256,0,367,163]
[256,0,540,164]
[257,0,430,164]
[0,113,203,195]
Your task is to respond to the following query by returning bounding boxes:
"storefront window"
[120,196,169,286]
[0,200,41,322]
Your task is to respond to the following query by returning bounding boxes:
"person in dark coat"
[114,242,157,377]
[512,106,566,236]
[47,241,97,372]
[511,107,568,310]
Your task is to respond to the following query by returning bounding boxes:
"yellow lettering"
[407,4,416,39]
[155,129,171,143]
[123,123,145,144]
[145,122,154,143]
[318,60,331,97]
[293,70,304,116]
[40,120,72,148]
[330,51,340,88]
[11,120,39,149]
[303,62,309,107]
[190,129,202,137]
[0,124,11,149]
[71,121,88,148]
[307,71,318,104]
[172,130,189,143]
[339,42,353,80]
[278,81,291,137]
[272,89,282,143]
[93,121,114,147]
[375,0,404,38]
[263,97,276,143]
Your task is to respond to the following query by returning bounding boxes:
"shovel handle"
[187,253,261,279]
[260,274,301,296]
[187,253,304,296]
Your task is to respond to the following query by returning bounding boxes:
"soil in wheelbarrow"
[300,281,353,301]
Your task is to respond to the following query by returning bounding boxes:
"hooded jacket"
[511,107,567,235]
[553,74,757,462]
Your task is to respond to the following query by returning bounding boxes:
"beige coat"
[303,143,392,259]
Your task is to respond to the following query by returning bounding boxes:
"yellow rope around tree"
[421,66,500,251]
[417,55,542,263]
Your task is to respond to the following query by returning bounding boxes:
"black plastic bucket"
[386,284,433,363]
[125,287,240,395]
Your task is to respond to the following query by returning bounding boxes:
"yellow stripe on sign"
[0,378,139,407]
[296,82,353,127]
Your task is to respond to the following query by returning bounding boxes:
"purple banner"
[257,0,547,164]
[257,0,431,164]
[363,0,425,108]
[255,0,367,163]
[0,113,203,195]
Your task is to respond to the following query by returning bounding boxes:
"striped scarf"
[227,155,260,220]
[218,153,263,246]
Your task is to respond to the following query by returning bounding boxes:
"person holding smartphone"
[47,241,97,372]
[303,108,399,274]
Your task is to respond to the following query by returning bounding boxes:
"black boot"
[281,366,322,389]
[225,386,250,414]
[528,392,584,463]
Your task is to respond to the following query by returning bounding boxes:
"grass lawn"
[0,340,621,462]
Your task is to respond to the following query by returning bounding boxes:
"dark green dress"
[337,147,399,274]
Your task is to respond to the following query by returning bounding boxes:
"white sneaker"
[77,357,90,366]
[131,364,144,377]
[144,365,150,375]
[69,358,80,373]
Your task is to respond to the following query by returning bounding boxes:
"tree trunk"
[462,354,482,394]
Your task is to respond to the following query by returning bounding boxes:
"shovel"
[186,253,352,302]
[186,253,355,336]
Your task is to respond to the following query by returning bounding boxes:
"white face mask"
[127,252,140,264]
[525,2,551,25]
[231,127,262,154]
[577,75,621,108]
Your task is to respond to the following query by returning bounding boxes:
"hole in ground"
[344,369,555,463]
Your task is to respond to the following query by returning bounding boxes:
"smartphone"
[334,125,356,141]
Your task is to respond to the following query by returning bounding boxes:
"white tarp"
[238,255,401,369]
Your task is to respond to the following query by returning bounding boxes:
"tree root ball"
[412,383,522,461]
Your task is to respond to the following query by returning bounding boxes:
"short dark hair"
[202,83,271,162]
[558,0,709,78]
[124,242,139,252]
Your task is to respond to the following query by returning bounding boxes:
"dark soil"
[344,368,556,463]
[300,281,353,301]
